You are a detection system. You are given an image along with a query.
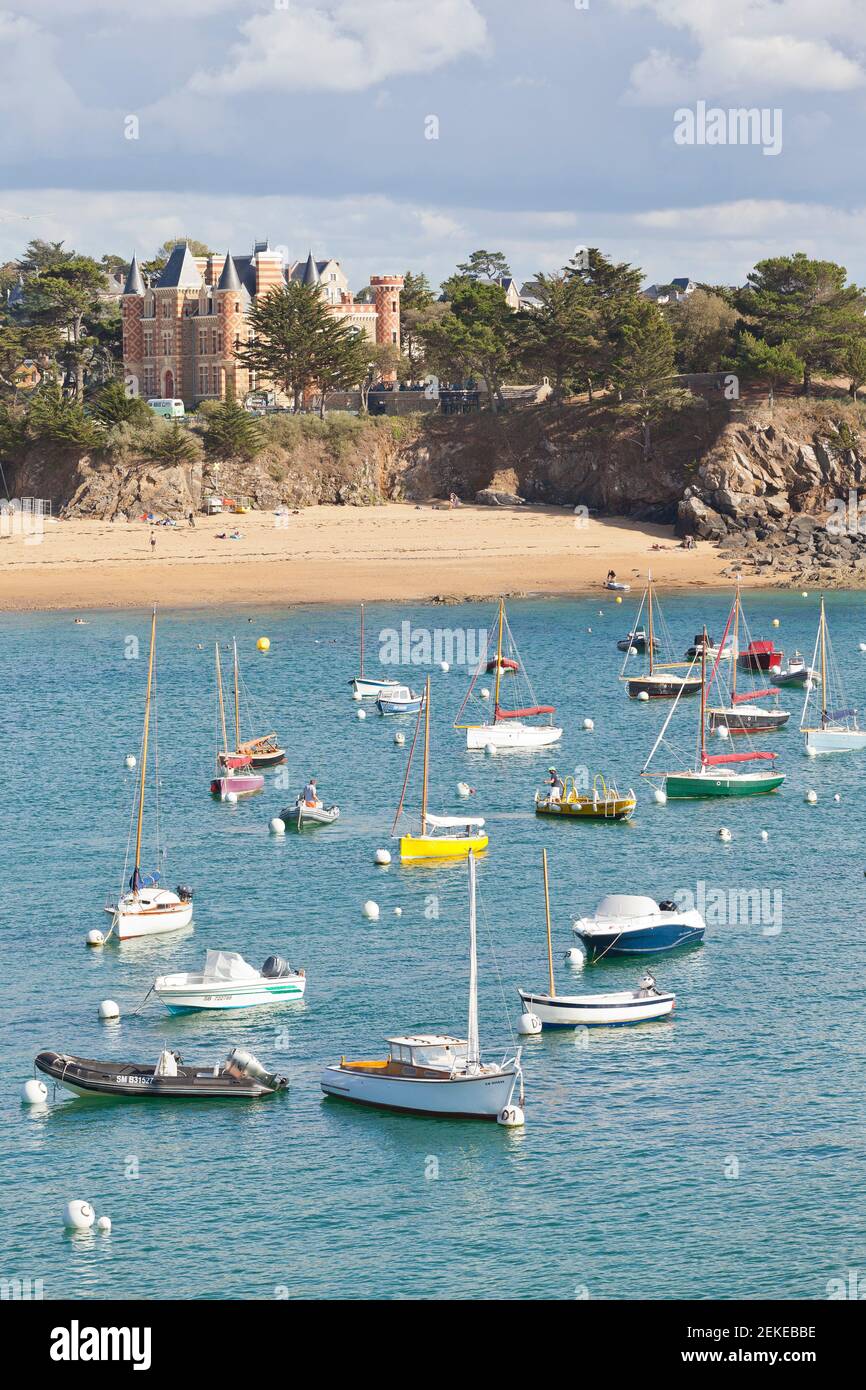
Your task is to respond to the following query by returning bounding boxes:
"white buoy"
[801,591,808,598]
[718,826,732,842]
[517,1012,542,1036]
[97,1216,112,1234]
[587,627,592,634]
[805,789,818,804]
[457,781,471,797]
[480,687,490,699]
[859,643,866,653]
[352,690,362,701]
[64,1200,95,1231]
[394,731,405,745]
[98,999,120,1021]
[124,754,136,769]
[760,830,769,842]
[356,709,366,721]
[770,663,781,675]
[439,661,450,672]
[834,793,841,803]
[772,619,780,629]
[394,907,403,918]
[638,690,650,702]
[807,744,817,757]
[717,725,730,740]
[564,946,585,969]
[805,678,814,690]
[374,848,391,866]
[628,645,637,656]
[226,791,238,804]
[22,1079,48,1106]
[498,1104,525,1128]
[583,718,594,731]
[653,787,667,805]
[486,743,497,756]
[86,929,105,948]
[269,817,286,835]
[362,899,380,920]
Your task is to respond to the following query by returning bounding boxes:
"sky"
[1,0,865,290]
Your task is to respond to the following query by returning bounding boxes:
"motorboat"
[485,655,519,673]
[616,627,654,654]
[738,639,782,673]
[535,772,636,821]
[572,893,705,960]
[154,951,306,1013]
[376,685,423,715]
[775,652,819,688]
[34,1047,288,1100]
[603,580,630,591]
[280,795,340,828]
[519,973,675,1027]
[321,854,523,1121]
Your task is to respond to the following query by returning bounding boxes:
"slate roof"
[157,243,202,289]
[122,255,145,296]
[217,252,241,291]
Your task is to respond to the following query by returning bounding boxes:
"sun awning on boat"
[425,813,486,828]
[701,751,778,765]
[494,705,555,719]
[829,707,857,719]
[732,688,780,703]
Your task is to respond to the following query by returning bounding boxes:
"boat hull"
[399,832,488,861]
[575,922,705,959]
[104,893,193,941]
[377,698,422,715]
[466,722,562,750]
[663,770,785,798]
[626,676,701,699]
[155,975,306,1013]
[707,706,790,734]
[247,749,286,769]
[517,988,675,1026]
[280,801,340,828]
[803,728,866,754]
[535,794,636,821]
[350,677,398,698]
[320,1063,519,1119]
[211,773,265,799]
[35,1051,284,1099]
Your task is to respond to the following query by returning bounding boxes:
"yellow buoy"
[257,637,270,652]
[615,595,622,605]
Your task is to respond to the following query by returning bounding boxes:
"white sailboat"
[321,853,524,1122]
[104,609,194,941]
[456,598,562,750]
[801,597,866,754]
[349,603,398,698]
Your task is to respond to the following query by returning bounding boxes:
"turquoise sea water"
[2,592,866,1301]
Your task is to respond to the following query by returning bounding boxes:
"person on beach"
[150,531,156,553]
[188,511,195,528]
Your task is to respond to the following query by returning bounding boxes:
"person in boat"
[546,767,564,801]
[302,776,319,808]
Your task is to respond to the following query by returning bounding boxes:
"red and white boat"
[456,599,562,750]
[210,643,264,799]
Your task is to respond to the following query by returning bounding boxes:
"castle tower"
[370,275,404,351]
[120,254,146,399]
[254,240,285,297]
[213,251,248,400]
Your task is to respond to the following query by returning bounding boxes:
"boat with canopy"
[642,627,785,798]
[620,575,702,699]
[104,609,194,941]
[455,598,562,749]
[706,585,790,735]
[154,951,306,1013]
[395,677,488,860]
[210,642,265,800]
[800,597,866,753]
[321,853,524,1121]
[535,772,636,821]
[349,603,398,698]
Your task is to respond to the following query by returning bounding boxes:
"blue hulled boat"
[573,894,705,961]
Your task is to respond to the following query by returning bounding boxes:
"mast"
[493,598,505,714]
[819,597,828,726]
[133,607,157,891]
[467,851,480,1067]
[699,625,707,767]
[233,638,241,751]
[359,603,365,678]
[647,575,654,676]
[215,643,228,751]
[542,848,555,996]
[732,582,740,699]
[420,675,430,835]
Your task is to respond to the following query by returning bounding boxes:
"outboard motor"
[176,884,194,902]
[223,1047,288,1092]
[639,971,658,996]
[261,955,291,979]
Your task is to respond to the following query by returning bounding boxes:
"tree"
[845,338,866,401]
[0,321,61,398]
[737,253,866,394]
[16,239,72,274]
[565,248,644,398]
[400,272,440,382]
[236,281,368,414]
[89,379,151,427]
[311,321,371,417]
[359,343,406,411]
[729,331,803,410]
[20,255,109,398]
[418,279,519,410]
[143,419,201,465]
[611,300,685,457]
[518,271,596,400]
[203,390,263,459]
[25,385,106,450]
[454,249,512,282]
[666,289,739,372]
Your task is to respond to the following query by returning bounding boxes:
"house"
[643,278,698,305]
[121,241,403,406]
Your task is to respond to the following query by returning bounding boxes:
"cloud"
[188,0,488,96]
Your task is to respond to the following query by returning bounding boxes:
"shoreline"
[0,502,791,613]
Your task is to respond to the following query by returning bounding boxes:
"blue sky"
[1,0,865,290]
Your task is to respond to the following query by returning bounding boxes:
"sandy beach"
[0,502,767,613]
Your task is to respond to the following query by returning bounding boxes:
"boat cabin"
[340,1034,471,1079]
[382,687,416,703]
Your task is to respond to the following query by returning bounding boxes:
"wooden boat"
[280,795,340,828]
[642,626,785,798]
[215,639,284,768]
[376,685,423,716]
[104,609,194,941]
[456,598,562,749]
[706,586,790,734]
[620,576,701,699]
[154,952,306,1013]
[35,1047,288,1100]
[801,597,866,753]
[518,852,675,1024]
[572,893,705,960]
[210,643,265,800]
[396,677,488,860]
[349,603,397,697]
[321,853,523,1121]
[485,655,519,673]
[535,772,636,821]
[738,638,783,673]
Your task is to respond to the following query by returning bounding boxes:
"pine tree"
[611,300,685,458]
[204,389,263,459]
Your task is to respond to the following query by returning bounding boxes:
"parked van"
[147,398,185,419]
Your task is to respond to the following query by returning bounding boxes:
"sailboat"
[518,851,676,1025]
[620,575,702,699]
[455,598,562,749]
[642,627,785,798]
[210,643,265,800]
[216,639,285,768]
[349,603,398,698]
[320,852,524,1121]
[706,586,790,735]
[104,609,194,941]
[395,676,488,860]
[800,597,866,754]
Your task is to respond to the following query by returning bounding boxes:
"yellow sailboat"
[395,677,488,861]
